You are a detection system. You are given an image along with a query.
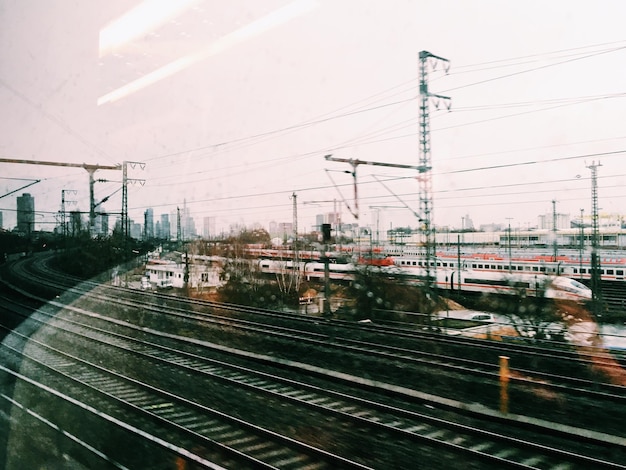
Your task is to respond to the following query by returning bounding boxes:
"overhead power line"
[442,45,626,93]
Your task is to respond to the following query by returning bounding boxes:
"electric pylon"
[418,50,450,303]
[121,160,145,247]
[587,161,603,317]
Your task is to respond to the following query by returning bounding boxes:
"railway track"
[3,294,626,469]
[2,252,626,468]
[10,253,626,377]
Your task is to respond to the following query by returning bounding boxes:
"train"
[243,245,624,283]
[257,258,593,302]
[387,247,626,283]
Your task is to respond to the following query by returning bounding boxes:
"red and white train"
[388,248,626,283]
[390,259,592,302]
[257,258,592,302]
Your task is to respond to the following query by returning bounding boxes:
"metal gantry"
[60,189,77,237]
[325,154,423,221]
[0,158,120,235]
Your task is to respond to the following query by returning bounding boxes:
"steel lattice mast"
[418,51,450,301]
[587,161,603,316]
[121,161,145,253]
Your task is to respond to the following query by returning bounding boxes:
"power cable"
[441,45,626,93]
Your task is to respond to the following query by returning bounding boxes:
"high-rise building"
[16,193,35,234]
[269,221,278,237]
[130,221,142,239]
[160,213,170,240]
[170,202,196,241]
[70,210,82,236]
[144,208,154,239]
[95,212,109,236]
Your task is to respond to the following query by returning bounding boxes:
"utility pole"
[587,161,603,317]
[418,50,451,304]
[552,199,558,264]
[506,218,513,273]
[321,223,332,317]
[121,161,145,250]
[60,189,77,238]
[177,207,182,244]
[579,208,584,281]
[291,192,301,289]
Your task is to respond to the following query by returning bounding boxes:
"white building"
[144,257,222,290]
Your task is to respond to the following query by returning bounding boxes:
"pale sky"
[1,0,626,234]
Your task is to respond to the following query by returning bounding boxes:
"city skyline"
[5,190,625,243]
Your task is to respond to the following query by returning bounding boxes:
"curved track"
[1,252,626,469]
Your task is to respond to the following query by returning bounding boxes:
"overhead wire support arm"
[0,179,41,200]
[371,175,423,222]
[324,154,423,221]
[0,158,122,236]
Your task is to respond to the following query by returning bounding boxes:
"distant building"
[144,208,154,239]
[0,211,3,230]
[169,204,196,241]
[278,222,293,239]
[461,214,474,231]
[95,212,109,236]
[268,221,293,239]
[479,223,505,232]
[16,193,35,234]
[160,213,170,240]
[203,216,216,239]
[269,220,278,236]
[70,210,82,235]
[130,221,142,239]
[538,213,570,230]
[169,209,178,239]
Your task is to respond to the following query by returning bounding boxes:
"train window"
[607,269,614,275]
[442,262,447,267]
[581,268,586,273]
[618,270,624,275]
[491,264,496,269]
[478,264,483,269]
[540,267,546,272]
[533,266,539,271]
[472,264,477,268]
[573,268,578,273]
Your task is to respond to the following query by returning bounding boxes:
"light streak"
[98,0,318,106]
[99,0,201,57]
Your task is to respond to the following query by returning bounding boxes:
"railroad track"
[2,252,626,468]
[2,289,626,468]
[9,253,626,380]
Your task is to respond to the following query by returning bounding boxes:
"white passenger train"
[257,258,593,302]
